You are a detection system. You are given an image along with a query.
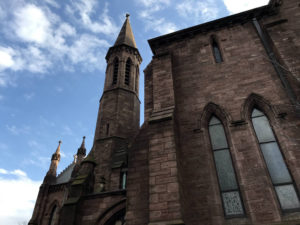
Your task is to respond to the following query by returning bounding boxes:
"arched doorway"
[104,208,125,225]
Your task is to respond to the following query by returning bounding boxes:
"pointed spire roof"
[114,14,137,48]
[77,136,86,156]
[51,140,61,161]
[55,140,61,154]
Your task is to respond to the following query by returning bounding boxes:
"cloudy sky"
[0,0,269,224]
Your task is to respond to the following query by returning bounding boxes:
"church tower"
[56,15,142,225]
[91,13,142,191]
[94,13,142,142]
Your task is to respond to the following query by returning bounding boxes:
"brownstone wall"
[126,125,149,225]
[261,0,300,101]
[143,1,300,224]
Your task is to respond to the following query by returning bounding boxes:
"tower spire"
[77,136,86,156]
[44,140,61,184]
[76,136,86,164]
[114,14,137,48]
[55,140,61,154]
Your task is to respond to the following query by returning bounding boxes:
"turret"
[76,136,86,164]
[44,141,61,184]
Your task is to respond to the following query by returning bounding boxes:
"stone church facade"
[29,0,300,224]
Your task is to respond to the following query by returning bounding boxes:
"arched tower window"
[211,36,223,63]
[112,58,119,85]
[251,108,300,211]
[125,58,131,85]
[208,116,244,217]
[135,66,139,92]
[48,205,58,225]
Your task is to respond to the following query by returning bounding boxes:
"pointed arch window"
[135,66,139,92]
[209,116,244,217]
[251,108,300,211]
[211,36,223,63]
[125,58,131,85]
[48,205,57,225]
[112,58,119,85]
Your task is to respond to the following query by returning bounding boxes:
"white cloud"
[222,0,269,14]
[176,0,219,22]
[138,0,170,8]
[144,17,177,35]
[0,2,111,81]
[69,1,118,36]
[14,4,51,44]
[0,95,3,100]
[136,0,176,35]
[25,46,51,73]
[0,47,14,70]
[0,168,8,174]
[0,169,41,225]
[68,34,109,70]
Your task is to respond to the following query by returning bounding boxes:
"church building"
[29,0,300,224]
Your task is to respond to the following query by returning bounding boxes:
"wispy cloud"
[136,0,177,35]
[24,92,35,100]
[0,1,112,86]
[222,0,269,14]
[144,17,177,35]
[62,125,73,136]
[23,151,50,170]
[45,0,60,8]
[67,1,118,36]
[176,0,219,22]
[0,168,41,225]
[6,125,31,135]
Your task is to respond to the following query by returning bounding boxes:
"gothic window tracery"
[208,116,244,217]
[251,108,300,211]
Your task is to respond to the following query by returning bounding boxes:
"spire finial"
[56,140,62,154]
[126,13,130,18]
[77,136,86,156]
[81,136,86,148]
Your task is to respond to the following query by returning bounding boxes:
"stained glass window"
[251,108,300,211]
[209,116,244,217]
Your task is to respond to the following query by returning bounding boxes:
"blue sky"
[0,0,269,224]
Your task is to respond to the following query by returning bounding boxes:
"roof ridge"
[57,162,75,178]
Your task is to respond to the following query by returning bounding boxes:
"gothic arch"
[47,200,60,225]
[125,58,132,85]
[46,200,60,216]
[242,93,276,122]
[112,57,119,85]
[95,199,126,225]
[199,102,231,130]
